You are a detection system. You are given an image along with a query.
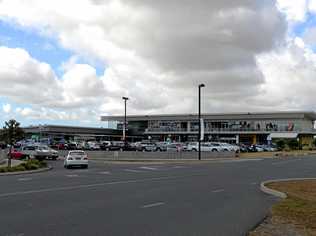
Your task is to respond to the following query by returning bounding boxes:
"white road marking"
[98,171,111,175]
[65,174,79,177]
[142,202,165,208]
[17,178,32,181]
[0,175,187,198]
[173,166,186,169]
[212,189,225,193]
[124,169,146,173]
[139,166,158,171]
[272,159,301,165]
[218,159,262,163]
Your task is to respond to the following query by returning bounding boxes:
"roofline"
[22,124,113,130]
[101,111,316,121]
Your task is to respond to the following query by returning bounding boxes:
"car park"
[64,150,88,169]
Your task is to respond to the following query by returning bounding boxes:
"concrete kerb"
[260,178,316,199]
[0,166,53,176]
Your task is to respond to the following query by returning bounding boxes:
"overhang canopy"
[268,133,298,139]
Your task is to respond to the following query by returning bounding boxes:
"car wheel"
[223,149,228,152]
[212,149,218,152]
[192,149,197,152]
[120,148,123,152]
[106,147,109,151]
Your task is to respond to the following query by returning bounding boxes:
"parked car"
[21,145,59,160]
[7,148,25,159]
[67,142,79,150]
[135,141,157,152]
[64,150,88,169]
[247,145,264,152]
[155,142,168,152]
[109,141,125,151]
[100,141,111,150]
[215,142,240,153]
[187,142,221,152]
[166,143,186,152]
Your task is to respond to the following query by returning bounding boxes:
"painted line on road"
[217,159,263,163]
[250,182,258,185]
[98,171,111,175]
[271,159,302,165]
[65,174,79,178]
[142,202,165,208]
[124,169,146,173]
[0,174,208,198]
[212,189,225,193]
[17,177,32,181]
[139,166,158,171]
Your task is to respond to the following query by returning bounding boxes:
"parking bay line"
[141,202,165,209]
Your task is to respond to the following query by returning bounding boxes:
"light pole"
[122,97,129,144]
[198,84,205,160]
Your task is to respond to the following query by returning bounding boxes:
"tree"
[1,120,25,167]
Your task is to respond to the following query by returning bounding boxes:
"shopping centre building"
[101,111,316,147]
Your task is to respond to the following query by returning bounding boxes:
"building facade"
[22,125,142,144]
[101,111,316,147]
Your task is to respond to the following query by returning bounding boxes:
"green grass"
[0,159,47,173]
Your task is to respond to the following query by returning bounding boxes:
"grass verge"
[0,159,47,173]
[250,180,316,236]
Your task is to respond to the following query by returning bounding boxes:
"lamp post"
[122,97,129,144]
[198,84,205,160]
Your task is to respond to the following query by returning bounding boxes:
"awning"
[268,133,298,139]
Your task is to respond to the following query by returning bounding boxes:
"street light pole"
[122,97,129,144]
[198,84,205,160]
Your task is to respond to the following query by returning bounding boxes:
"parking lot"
[1,155,316,236]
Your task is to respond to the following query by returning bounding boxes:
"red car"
[7,149,24,159]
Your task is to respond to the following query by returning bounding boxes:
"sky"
[1,0,316,127]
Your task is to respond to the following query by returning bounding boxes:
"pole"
[122,97,129,144]
[124,99,127,143]
[198,84,205,161]
[198,86,201,161]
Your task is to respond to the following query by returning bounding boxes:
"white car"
[216,142,240,153]
[64,150,88,169]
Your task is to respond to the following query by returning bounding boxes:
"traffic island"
[250,179,316,236]
[0,159,52,176]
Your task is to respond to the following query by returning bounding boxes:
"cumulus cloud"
[2,0,315,123]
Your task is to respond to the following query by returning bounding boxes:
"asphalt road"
[0,156,316,236]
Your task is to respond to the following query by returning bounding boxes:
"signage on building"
[200,118,204,141]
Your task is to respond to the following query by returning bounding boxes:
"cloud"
[2,103,11,113]
[2,0,312,123]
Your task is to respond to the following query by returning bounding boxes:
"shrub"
[276,140,285,151]
[287,139,299,150]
